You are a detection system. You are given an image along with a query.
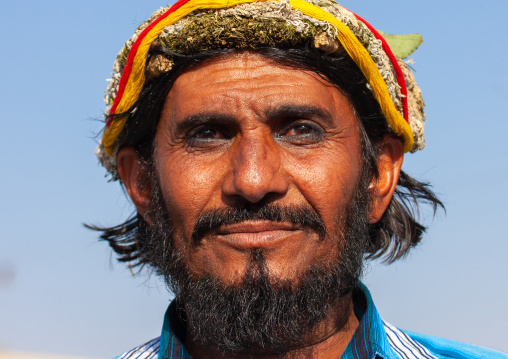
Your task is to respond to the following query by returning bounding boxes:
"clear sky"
[1,0,507,357]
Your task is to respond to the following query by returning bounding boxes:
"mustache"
[191,204,326,244]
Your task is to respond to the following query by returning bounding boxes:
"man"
[91,0,507,358]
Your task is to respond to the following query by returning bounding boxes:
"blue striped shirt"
[115,283,507,359]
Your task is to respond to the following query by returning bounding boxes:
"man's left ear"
[368,134,404,224]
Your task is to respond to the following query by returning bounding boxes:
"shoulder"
[113,337,161,359]
[383,321,507,359]
[405,331,508,359]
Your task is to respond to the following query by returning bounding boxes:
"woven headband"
[98,0,425,176]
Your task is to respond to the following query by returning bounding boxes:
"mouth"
[211,221,304,250]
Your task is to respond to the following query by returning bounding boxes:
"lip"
[212,221,302,249]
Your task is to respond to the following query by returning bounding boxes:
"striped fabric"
[114,284,507,359]
[114,338,160,359]
[383,322,438,359]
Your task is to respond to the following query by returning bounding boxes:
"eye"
[187,127,230,148]
[284,124,315,136]
[277,121,324,145]
[192,128,224,139]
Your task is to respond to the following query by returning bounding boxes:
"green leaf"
[377,31,423,59]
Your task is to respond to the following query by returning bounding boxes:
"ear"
[117,146,154,226]
[368,134,404,224]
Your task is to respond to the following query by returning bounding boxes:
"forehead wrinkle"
[162,53,360,141]
[176,58,275,88]
[178,52,332,90]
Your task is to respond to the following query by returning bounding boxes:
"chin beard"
[141,170,371,354]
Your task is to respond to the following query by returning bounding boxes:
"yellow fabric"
[289,0,413,152]
[103,0,264,154]
[103,0,414,155]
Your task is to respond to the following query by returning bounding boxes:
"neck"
[184,293,359,359]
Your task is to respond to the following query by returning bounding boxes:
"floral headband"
[98,0,425,176]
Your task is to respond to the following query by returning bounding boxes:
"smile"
[212,221,303,250]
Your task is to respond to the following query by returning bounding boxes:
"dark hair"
[88,43,443,268]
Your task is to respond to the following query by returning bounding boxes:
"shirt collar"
[159,300,191,359]
[341,282,395,359]
[158,282,395,359]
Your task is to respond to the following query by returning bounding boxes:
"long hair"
[87,44,443,268]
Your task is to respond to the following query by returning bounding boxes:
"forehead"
[160,52,358,127]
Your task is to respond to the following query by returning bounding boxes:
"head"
[90,0,442,354]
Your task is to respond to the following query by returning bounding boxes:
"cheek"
[155,154,224,239]
[287,148,362,231]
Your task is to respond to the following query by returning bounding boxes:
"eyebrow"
[174,105,334,135]
[264,105,334,126]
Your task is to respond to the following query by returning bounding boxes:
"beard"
[140,169,371,354]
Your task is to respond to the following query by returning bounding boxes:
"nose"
[222,134,289,204]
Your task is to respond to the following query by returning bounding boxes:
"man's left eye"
[277,122,323,144]
[284,124,314,136]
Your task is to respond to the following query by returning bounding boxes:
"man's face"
[152,52,364,286]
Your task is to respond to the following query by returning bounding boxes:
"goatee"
[141,170,371,354]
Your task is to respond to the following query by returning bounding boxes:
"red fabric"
[352,13,409,123]
[107,1,410,127]
[107,0,191,127]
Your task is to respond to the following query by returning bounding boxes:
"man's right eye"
[192,128,222,139]
[187,127,229,147]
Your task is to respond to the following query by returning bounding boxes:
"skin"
[117,52,404,358]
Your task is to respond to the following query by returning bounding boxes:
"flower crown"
[98,0,425,177]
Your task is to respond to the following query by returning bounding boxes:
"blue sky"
[1,0,507,357]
